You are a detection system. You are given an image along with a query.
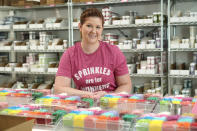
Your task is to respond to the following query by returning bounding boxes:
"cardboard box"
[25,1,40,6]
[46,0,65,5]
[0,115,34,131]
[80,0,96,3]
[72,0,80,2]
[40,0,47,5]
[11,0,25,6]
[3,0,11,6]
[0,0,3,6]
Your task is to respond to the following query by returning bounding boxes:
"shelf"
[73,0,160,6]
[0,71,56,75]
[0,71,12,74]
[0,4,68,10]
[14,49,65,53]
[0,6,18,10]
[172,0,197,2]
[170,22,197,26]
[122,48,162,52]
[0,29,11,32]
[169,75,197,78]
[0,50,11,52]
[13,27,69,32]
[15,71,56,75]
[170,48,197,52]
[73,23,161,30]
[0,49,65,53]
[104,23,161,29]
[130,73,166,77]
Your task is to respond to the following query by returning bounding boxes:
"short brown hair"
[80,8,104,27]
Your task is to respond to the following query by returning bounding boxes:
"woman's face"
[79,17,103,44]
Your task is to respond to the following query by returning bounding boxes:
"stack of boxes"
[46,0,65,5]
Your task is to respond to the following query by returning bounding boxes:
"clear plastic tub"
[100,97,158,114]
[0,90,33,106]
[0,104,56,126]
[55,116,132,131]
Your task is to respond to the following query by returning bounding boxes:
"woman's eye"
[97,26,101,29]
[87,25,92,27]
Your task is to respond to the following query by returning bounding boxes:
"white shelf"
[169,75,197,78]
[0,50,11,52]
[170,48,197,52]
[104,23,161,29]
[0,71,12,74]
[170,22,197,26]
[0,71,56,75]
[73,0,160,6]
[122,48,162,52]
[0,49,65,53]
[73,23,161,30]
[13,27,69,31]
[0,6,18,10]
[14,49,65,53]
[130,73,166,77]
[0,29,10,32]
[0,4,68,10]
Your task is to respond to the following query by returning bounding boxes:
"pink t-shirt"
[56,41,128,92]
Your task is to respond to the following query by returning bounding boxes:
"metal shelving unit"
[14,49,65,53]
[0,29,11,32]
[71,0,167,95]
[0,0,168,95]
[169,75,197,79]
[167,0,197,95]
[0,71,56,75]
[0,49,65,52]
[0,4,69,10]
[72,0,160,6]
[130,73,166,77]
[0,3,71,84]
[170,22,197,26]
[13,27,69,32]
[121,48,162,52]
[170,48,197,52]
[73,23,161,30]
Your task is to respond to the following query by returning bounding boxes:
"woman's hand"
[93,91,107,99]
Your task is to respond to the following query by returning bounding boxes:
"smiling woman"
[54,8,132,99]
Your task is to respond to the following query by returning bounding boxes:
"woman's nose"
[91,27,97,33]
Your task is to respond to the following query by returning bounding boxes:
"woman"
[54,8,132,99]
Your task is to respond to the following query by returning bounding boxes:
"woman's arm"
[54,76,93,96]
[114,74,132,93]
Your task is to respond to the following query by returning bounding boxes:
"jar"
[129,11,137,24]
[184,80,188,88]
[63,40,67,48]
[104,33,118,41]
[158,12,161,23]
[153,12,158,23]
[147,89,152,94]
[136,29,144,39]
[155,80,160,88]
[144,83,151,92]
[109,39,118,45]
[188,80,192,88]
[156,38,161,48]
[148,39,156,45]
[151,80,155,89]
[135,85,144,94]
[155,87,161,94]
[132,38,140,48]
[190,63,196,75]
[136,62,140,69]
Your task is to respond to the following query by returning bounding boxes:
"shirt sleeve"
[56,50,72,78]
[114,46,129,76]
